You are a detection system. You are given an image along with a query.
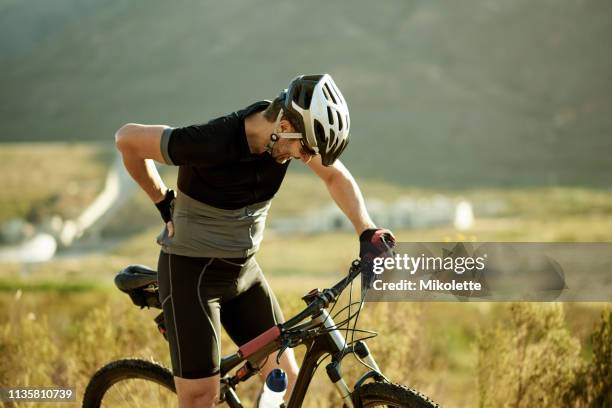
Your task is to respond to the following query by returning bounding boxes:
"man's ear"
[279,119,294,132]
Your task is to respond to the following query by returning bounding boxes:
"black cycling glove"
[360,228,396,290]
[155,189,176,223]
[359,228,396,262]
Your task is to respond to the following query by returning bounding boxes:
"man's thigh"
[158,251,224,379]
[220,258,285,347]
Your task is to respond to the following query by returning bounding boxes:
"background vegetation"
[1,0,612,187]
[0,145,610,407]
[1,1,611,406]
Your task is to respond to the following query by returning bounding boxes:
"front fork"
[313,310,384,408]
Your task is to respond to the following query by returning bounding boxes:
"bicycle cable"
[309,284,382,374]
[339,276,354,357]
[347,278,388,375]
[284,260,383,384]
[348,239,396,373]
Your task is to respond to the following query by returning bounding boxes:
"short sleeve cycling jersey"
[155,102,289,379]
[160,101,290,210]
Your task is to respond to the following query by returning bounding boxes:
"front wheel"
[353,381,438,408]
[82,358,176,408]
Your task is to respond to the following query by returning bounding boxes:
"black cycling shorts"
[157,251,284,379]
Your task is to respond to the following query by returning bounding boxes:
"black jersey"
[160,101,290,210]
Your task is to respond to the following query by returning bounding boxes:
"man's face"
[271,121,316,164]
[271,139,315,164]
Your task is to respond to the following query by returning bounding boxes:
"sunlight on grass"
[1,144,612,406]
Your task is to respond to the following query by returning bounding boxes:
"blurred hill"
[1,0,611,188]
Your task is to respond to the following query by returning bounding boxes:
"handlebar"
[281,259,362,330]
[280,234,394,331]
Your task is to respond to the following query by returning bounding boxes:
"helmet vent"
[314,120,326,146]
[322,86,332,101]
[324,83,337,104]
[302,87,314,108]
[337,112,343,131]
[327,107,334,125]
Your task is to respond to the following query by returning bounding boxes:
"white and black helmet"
[281,74,350,166]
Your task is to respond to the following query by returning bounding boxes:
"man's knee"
[174,375,220,407]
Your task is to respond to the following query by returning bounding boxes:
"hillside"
[1,0,611,187]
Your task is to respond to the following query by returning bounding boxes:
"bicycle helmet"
[280,74,350,166]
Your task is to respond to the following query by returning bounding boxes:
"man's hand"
[155,189,176,238]
[359,228,396,290]
[359,228,396,262]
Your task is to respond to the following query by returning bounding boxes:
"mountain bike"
[82,257,438,407]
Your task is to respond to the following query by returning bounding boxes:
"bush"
[565,310,611,407]
[478,303,582,407]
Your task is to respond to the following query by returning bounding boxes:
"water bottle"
[258,368,287,407]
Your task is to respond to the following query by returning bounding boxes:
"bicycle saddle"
[114,265,158,292]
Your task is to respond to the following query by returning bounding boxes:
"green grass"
[0,279,102,293]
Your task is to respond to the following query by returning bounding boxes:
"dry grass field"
[0,144,610,406]
[0,286,609,407]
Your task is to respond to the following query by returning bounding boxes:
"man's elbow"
[114,123,138,153]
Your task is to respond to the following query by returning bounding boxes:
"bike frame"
[120,257,389,407]
[217,292,384,408]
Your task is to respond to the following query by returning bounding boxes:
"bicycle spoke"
[114,381,135,407]
[119,380,142,408]
[126,381,143,408]
[95,378,176,407]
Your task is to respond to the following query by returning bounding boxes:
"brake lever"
[374,234,396,265]
[276,344,288,365]
[379,233,396,254]
[276,328,312,364]
[276,332,296,364]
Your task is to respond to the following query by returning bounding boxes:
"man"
[115,74,394,407]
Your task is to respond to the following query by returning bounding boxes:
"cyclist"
[115,74,395,407]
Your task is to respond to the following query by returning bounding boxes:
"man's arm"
[115,123,170,202]
[307,156,376,235]
[115,123,175,235]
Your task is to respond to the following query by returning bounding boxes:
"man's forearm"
[114,123,170,203]
[324,168,376,235]
[119,151,168,203]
